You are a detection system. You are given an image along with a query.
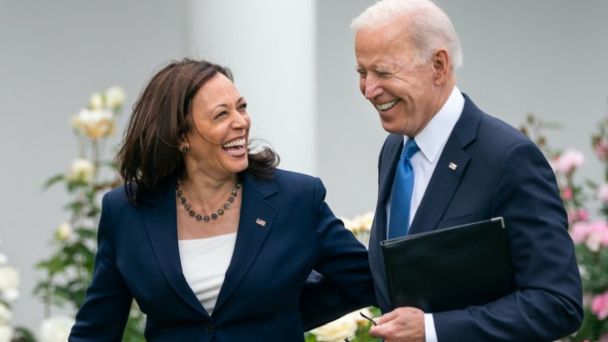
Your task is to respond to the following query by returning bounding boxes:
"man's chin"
[380,121,406,136]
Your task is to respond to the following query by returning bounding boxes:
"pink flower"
[577,209,589,222]
[568,209,589,225]
[591,292,608,320]
[550,149,584,175]
[571,221,593,244]
[594,137,608,161]
[598,184,608,202]
[588,221,608,250]
[570,220,608,249]
[561,187,573,200]
[600,333,608,342]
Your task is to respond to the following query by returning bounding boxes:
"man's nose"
[363,75,382,99]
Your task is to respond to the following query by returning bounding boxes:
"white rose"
[0,266,19,298]
[75,108,115,139]
[340,217,356,232]
[67,158,95,183]
[105,86,126,109]
[56,222,73,241]
[0,325,13,342]
[0,253,7,265]
[310,312,358,342]
[0,303,12,325]
[358,212,374,231]
[40,316,75,342]
[88,92,104,110]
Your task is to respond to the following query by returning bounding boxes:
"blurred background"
[1,0,607,332]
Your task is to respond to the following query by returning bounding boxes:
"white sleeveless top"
[178,233,237,314]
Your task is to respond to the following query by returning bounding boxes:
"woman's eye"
[215,111,228,119]
[238,103,248,111]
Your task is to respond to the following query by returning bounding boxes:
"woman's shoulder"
[102,185,131,208]
[244,168,322,195]
[270,168,323,189]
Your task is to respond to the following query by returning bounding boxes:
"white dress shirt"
[386,86,464,342]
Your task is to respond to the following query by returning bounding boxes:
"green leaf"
[12,326,37,342]
[43,173,66,190]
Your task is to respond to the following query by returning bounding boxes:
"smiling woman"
[68,58,376,341]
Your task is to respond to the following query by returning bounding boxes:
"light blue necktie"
[388,138,419,239]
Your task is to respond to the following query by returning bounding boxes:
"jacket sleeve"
[69,193,133,342]
[433,141,583,341]
[300,178,377,330]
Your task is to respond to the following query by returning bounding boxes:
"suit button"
[205,323,215,333]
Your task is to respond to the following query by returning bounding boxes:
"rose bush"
[522,114,608,341]
[36,86,146,341]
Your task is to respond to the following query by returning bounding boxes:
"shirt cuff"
[424,313,438,342]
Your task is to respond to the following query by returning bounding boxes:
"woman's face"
[184,73,250,180]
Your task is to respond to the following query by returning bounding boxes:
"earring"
[181,144,190,153]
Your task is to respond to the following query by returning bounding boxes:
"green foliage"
[34,87,145,341]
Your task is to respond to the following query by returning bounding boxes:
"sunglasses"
[344,312,378,342]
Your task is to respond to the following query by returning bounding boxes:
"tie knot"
[402,139,419,160]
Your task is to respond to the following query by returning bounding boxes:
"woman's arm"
[300,178,377,330]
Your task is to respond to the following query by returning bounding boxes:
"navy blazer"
[70,169,375,341]
[369,95,583,341]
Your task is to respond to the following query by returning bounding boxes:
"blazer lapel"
[140,182,208,317]
[213,172,278,313]
[408,94,481,235]
[376,134,404,240]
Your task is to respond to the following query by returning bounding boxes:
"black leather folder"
[380,217,515,312]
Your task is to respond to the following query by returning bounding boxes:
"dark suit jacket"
[369,95,583,341]
[69,169,375,341]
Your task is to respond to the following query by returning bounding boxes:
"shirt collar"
[405,86,464,163]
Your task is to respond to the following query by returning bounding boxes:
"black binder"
[380,217,515,312]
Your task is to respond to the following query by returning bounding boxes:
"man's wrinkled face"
[355,25,439,137]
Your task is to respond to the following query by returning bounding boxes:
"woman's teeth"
[223,138,246,148]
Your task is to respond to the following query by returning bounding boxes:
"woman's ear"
[180,134,190,153]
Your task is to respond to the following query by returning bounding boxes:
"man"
[351,0,583,341]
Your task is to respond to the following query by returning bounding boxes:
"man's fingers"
[375,308,399,324]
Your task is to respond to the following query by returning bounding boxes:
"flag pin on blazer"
[448,162,458,171]
[256,218,266,227]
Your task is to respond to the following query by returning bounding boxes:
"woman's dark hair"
[117,58,279,203]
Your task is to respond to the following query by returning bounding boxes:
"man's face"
[355,25,441,137]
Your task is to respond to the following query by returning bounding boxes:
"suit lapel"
[408,94,481,235]
[213,172,278,313]
[140,182,208,317]
[376,134,404,240]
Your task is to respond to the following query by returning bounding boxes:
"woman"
[69,59,375,341]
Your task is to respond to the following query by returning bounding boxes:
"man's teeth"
[223,138,246,148]
[376,100,399,111]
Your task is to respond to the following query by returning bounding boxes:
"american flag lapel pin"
[448,162,458,171]
[256,218,266,227]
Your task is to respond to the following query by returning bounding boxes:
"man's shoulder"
[459,94,534,152]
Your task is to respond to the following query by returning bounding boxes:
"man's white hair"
[351,0,463,68]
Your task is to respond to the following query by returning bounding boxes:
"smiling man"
[351,0,583,341]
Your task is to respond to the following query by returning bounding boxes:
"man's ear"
[432,49,450,85]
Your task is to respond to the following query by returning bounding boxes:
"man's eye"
[238,103,248,111]
[357,70,367,78]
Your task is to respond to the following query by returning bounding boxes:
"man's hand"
[369,307,425,342]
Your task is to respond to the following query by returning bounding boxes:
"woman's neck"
[179,172,238,211]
